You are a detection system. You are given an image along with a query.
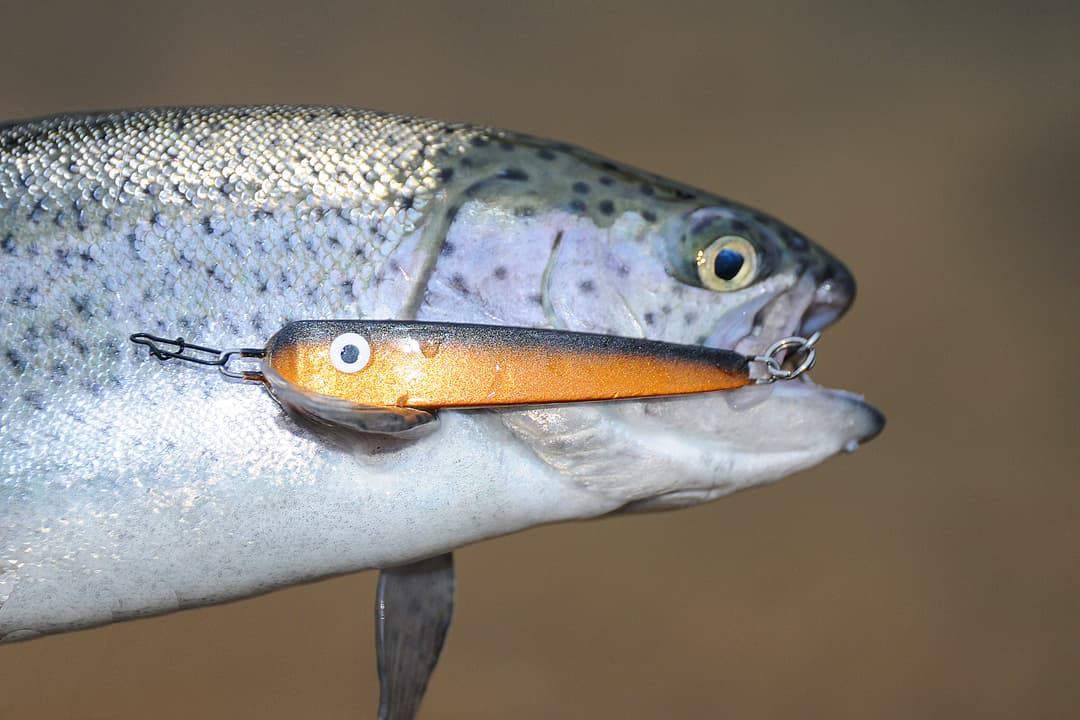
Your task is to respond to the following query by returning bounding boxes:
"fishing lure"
[130,320,819,434]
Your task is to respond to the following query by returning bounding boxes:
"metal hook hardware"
[751,331,821,384]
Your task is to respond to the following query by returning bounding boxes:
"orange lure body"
[264,320,751,409]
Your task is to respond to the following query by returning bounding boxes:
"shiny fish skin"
[0,106,882,641]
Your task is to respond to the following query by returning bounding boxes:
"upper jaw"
[719,252,857,370]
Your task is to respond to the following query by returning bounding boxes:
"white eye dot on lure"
[329,332,372,373]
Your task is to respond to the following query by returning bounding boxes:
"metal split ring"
[752,331,821,384]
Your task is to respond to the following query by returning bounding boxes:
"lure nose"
[800,255,857,335]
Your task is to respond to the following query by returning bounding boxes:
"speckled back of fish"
[0,106,881,641]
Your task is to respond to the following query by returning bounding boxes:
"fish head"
[424,136,884,510]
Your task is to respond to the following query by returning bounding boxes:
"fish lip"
[768,380,886,447]
[799,262,857,336]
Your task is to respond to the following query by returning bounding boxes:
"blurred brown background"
[2,1,1077,718]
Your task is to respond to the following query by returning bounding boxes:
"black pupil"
[713,248,745,281]
[340,344,360,364]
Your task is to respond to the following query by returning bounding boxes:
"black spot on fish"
[52,363,69,379]
[441,240,456,257]
[493,266,508,280]
[499,141,515,151]
[470,136,490,147]
[396,194,415,211]
[54,211,66,228]
[11,285,39,308]
[616,264,630,278]
[1,234,14,254]
[730,219,750,234]
[29,200,45,224]
[449,273,470,295]
[598,200,615,215]
[445,205,459,223]
[537,148,556,161]
[22,390,46,411]
[79,251,94,266]
[640,184,655,196]
[599,161,619,172]
[572,181,590,194]
[599,175,614,186]
[642,210,658,223]
[674,188,695,200]
[529,293,543,304]
[579,279,595,294]
[643,312,656,326]
[437,167,455,183]
[460,157,474,168]
[72,295,92,318]
[5,349,26,372]
[684,311,698,324]
[498,168,529,182]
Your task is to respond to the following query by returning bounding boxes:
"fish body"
[0,106,882,641]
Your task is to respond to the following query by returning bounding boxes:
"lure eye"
[696,235,758,291]
[329,332,371,373]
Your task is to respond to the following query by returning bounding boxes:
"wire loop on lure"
[129,333,265,381]
[752,331,821,384]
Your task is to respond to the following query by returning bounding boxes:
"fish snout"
[799,254,857,335]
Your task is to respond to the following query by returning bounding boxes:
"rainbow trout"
[0,106,882,641]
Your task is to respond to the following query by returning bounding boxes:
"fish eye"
[695,235,758,291]
[329,332,371,373]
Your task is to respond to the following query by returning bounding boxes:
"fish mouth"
[501,260,884,510]
[499,243,882,510]
[620,264,882,507]
[701,261,883,447]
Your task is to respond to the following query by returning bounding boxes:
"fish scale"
[0,105,881,643]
